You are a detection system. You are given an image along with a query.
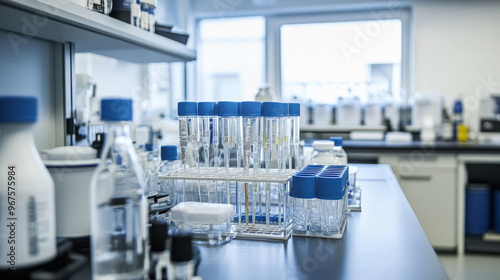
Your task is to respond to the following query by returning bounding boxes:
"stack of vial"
[158,101,301,240]
[290,165,349,239]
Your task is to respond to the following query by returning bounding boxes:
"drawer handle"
[399,174,432,181]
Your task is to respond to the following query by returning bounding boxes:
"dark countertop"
[304,139,500,153]
[197,164,448,280]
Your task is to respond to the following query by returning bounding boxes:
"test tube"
[289,103,300,170]
[262,102,281,225]
[280,103,290,171]
[242,101,262,224]
[235,102,243,170]
[197,102,217,169]
[218,101,238,205]
[177,102,198,171]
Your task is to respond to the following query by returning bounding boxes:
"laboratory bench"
[68,164,447,280]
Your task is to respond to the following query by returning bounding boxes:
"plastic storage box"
[159,168,294,241]
[170,202,236,246]
[290,165,349,239]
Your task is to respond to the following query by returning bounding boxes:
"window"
[280,20,402,104]
[197,16,266,101]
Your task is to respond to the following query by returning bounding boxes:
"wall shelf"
[0,0,196,63]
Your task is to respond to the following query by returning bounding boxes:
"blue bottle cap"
[291,174,316,198]
[161,145,178,161]
[262,102,282,117]
[218,101,238,116]
[329,137,343,147]
[145,143,154,151]
[453,100,463,114]
[238,102,243,116]
[241,101,262,117]
[101,98,133,121]
[281,102,289,116]
[178,102,197,116]
[197,102,217,116]
[0,96,37,123]
[289,103,300,116]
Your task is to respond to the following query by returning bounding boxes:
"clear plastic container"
[90,98,148,279]
[289,103,301,170]
[290,165,349,239]
[178,102,199,171]
[170,202,236,246]
[156,145,180,203]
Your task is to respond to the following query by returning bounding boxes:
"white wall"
[412,0,500,133]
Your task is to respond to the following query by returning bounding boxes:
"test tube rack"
[158,168,296,241]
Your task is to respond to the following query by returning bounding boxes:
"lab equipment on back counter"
[410,92,444,140]
[0,96,57,269]
[479,94,500,142]
[336,96,362,126]
[90,98,148,279]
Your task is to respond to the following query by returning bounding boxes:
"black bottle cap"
[149,217,169,252]
[171,232,193,263]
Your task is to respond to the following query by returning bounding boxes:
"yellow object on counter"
[458,124,468,142]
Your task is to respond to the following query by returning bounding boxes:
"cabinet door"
[395,170,456,249]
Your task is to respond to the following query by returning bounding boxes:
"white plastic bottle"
[90,98,148,279]
[329,137,348,165]
[0,96,57,269]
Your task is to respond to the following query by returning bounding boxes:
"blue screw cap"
[161,145,178,161]
[241,101,262,117]
[262,102,282,117]
[178,102,197,116]
[0,96,37,123]
[218,101,238,116]
[289,103,300,116]
[330,137,343,147]
[101,98,133,121]
[198,102,217,116]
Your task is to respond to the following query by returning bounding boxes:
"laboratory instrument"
[90,98,148,279]
[0,96,57,269]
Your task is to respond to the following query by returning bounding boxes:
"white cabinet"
[379,154,457,250]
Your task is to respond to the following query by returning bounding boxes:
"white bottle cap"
[312,140,334,151]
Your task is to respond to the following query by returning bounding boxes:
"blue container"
[495,190,500,233]
[465,184,490,235]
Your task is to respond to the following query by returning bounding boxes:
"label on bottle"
[0,164,55,269]
[179,120,188,164]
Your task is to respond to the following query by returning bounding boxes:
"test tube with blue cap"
[280,103,290,171]
[262,102,281,224]
[177,102,198,171]
[218,101,238,204]
[289,103,300,170]
[197,102,217,169]
[241,101,262,224]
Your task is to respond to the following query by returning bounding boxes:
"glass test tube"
[198,102,217,203]
[242,101,262,224]
[289,103,301,170]
[280,103,290,171]
[218,101,238,205]
[262,102,281,225]
[178,102,198,203]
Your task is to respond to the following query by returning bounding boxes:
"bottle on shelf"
[0,96,57,269]
[90,98,148,279]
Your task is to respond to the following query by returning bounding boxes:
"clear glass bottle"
[310,140,336,165]
[0,96,56,269]
[90,98,148,280]
[329,137,348,165]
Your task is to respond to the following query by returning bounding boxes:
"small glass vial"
[310,140,336,165]
[330,137,348,165]
[170,232,195,280]
[90,98,148,279]
[0,96,57,269]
